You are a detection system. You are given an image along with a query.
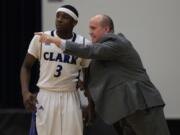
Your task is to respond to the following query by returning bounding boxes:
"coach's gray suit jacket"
[64,33,165,124]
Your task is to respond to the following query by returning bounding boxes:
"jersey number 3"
[54,65,62,77]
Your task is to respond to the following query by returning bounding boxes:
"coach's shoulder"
[100,33,119,43]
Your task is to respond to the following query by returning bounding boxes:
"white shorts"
[33,89,83,135]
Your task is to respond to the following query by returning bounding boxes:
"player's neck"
[56,30,73,39]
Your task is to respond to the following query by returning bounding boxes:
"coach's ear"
[104,26,111,33]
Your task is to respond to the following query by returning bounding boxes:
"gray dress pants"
[113,107,170,135]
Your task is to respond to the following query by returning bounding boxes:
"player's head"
[89,14,114,43]
[55,5,79,33]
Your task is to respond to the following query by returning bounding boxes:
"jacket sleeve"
[64,39,120,60]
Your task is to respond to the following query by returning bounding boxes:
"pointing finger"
[34,32,43,36]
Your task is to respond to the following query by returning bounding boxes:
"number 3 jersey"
[28,30,91,92]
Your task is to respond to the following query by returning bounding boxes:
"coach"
[35,14,170,135]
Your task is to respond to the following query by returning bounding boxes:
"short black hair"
[61,5,79,18]
[101,15,114,33]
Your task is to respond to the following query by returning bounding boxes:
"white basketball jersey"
[28,30,91,91]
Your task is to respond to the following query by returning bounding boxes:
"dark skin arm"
[83,88,96,127]
[76,68,96,125]
[20,53,38,112]
[81,68,96,126]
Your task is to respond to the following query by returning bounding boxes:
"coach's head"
[89,14,114,43]
[55,5,78,33]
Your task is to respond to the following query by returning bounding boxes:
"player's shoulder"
[74,32,91,45]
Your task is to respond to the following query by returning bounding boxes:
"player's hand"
[76,80,84,90]
[83,100,96,127]
[22,90,37,112]
[34,32,61,47]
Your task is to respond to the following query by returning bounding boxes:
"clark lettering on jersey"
[44,52,78,64]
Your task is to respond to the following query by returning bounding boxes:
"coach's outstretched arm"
[35,32,119,60]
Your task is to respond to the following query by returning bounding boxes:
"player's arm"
[81,68,96,125]
[20,53,37,112]
[83,88,96,126]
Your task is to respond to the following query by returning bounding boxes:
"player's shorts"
[29,89,83,135]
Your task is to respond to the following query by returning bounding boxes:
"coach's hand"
[34,32,62,48]
[22,90,37,112]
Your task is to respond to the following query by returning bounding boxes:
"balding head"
[89,14,114,43]
[101,15,114,33]
[90,14,114,32]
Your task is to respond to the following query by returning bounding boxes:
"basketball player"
[20,5,90,135]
